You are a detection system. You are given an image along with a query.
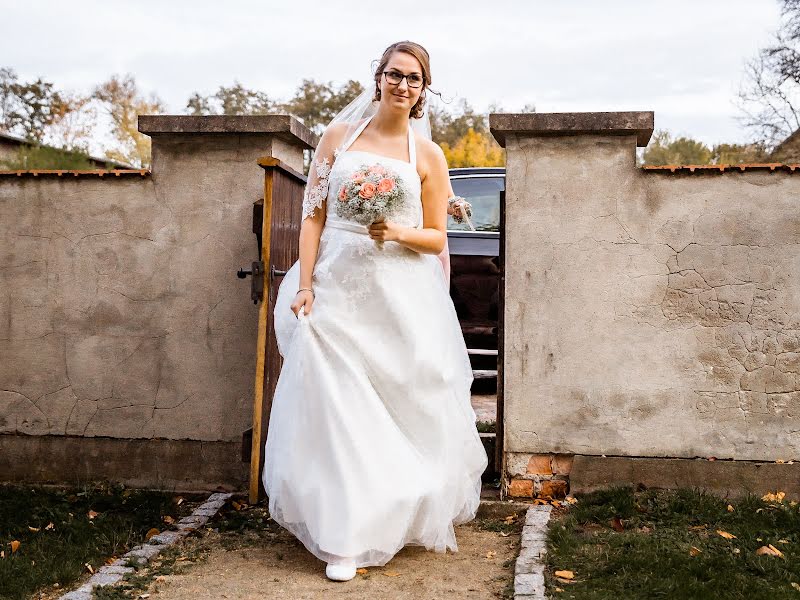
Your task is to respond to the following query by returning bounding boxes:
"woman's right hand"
[291,289,314,317]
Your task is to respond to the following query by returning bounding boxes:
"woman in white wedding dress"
[262,41,488,582]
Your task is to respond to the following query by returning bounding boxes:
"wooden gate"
[243,157,306,504]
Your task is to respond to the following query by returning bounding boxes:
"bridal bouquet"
[335,163,407,248]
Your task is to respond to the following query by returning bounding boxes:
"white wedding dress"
[262,114,488,568]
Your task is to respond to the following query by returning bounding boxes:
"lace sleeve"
[301,125,343,221]
[302,154,333,220]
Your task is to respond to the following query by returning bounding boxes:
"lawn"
[0,481,206,600]
[545,484,800,599]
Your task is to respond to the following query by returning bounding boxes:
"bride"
[262,40,488,582]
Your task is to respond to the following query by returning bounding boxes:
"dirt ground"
[131,500,529,600]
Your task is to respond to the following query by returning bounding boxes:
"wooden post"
[249,168,274,504]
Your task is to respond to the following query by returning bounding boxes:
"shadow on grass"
[0,481,206,600]
[545,484,800,599]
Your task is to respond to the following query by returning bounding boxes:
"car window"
[448,176,503,232]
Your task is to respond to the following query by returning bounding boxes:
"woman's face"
[379,51,424,115]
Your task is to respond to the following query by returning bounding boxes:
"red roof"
[0,169,150,177]
[642,163,800,174]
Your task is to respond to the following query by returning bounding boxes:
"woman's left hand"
[368,217,403,243]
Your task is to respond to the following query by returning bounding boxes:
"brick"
[526,454,552,475]
[540,479,568,499]
[508,478,534,498]
[551,454,574,475]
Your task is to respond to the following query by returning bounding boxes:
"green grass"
[0,481,206,600]
[476,419,496,433]
[545,485,800,599]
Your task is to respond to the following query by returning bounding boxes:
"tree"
[642,129,769,166]
[736,0,800,150]
[440,127,504,167]
[92,73,166,169]
[277,78,365,135]
[0,67,66,143]
[186,80,275,116]
[0,67,99,169]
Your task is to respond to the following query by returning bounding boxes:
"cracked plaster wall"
[0,133,295,443]
[504,133,800,461]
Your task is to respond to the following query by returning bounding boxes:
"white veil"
[318,84,452,288]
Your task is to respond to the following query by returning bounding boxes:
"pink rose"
[358,182,376,199]
[338,186,347,201]
[351,171,366,183]
[369,165,387,175]
[377,178,394,193]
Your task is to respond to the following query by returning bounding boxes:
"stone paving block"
[58,585,93,600]
[147,530,189,545]
[98,564,135,575]
[521,528,548,543]
[207,492,233,502]
[87,571,124,587]
[515,572,545,595]
[193,505,220,517]
[124,543,166,563]
[515,553,544,575]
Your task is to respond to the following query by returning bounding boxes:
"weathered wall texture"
[0,115,314,490]
[491,113,799,476]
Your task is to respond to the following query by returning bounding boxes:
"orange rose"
[358,182,376,199]
[377,178,394,193]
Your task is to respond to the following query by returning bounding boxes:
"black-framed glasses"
[383,69,424,88]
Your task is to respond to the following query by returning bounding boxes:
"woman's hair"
[371,41,440,119]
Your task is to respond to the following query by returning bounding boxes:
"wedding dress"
[262,113,488,568]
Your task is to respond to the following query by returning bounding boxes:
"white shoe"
[325,558,357,581]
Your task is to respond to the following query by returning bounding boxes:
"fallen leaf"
[45,522,54,530]
[87,510,99,520]
[755,544,784,558]
[717,530,736,540]
[383,571,401,577]
[84,562,94,574]
[500,531,511,537]
[27,526,39,532]
[144,528,160,541]
[791,582,800,591]
[485,550,496,559]
[689,546,702,556]
[356,568,368,575]
[727,505,734,512]
[761,491,786,503]
[163,516,175,524]
[10,541,20,553]
[555,570,574,579]
[777,539,790,544]
[611,517,624,532]
[565,496,578,504]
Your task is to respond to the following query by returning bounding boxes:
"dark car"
[446,167,504,388]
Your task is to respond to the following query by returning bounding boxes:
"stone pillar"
[489,112,654,499]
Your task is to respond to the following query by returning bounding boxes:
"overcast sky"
[2,0,784,149]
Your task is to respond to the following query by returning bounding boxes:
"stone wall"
[491,112,800,500]
[0,115,315,491]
